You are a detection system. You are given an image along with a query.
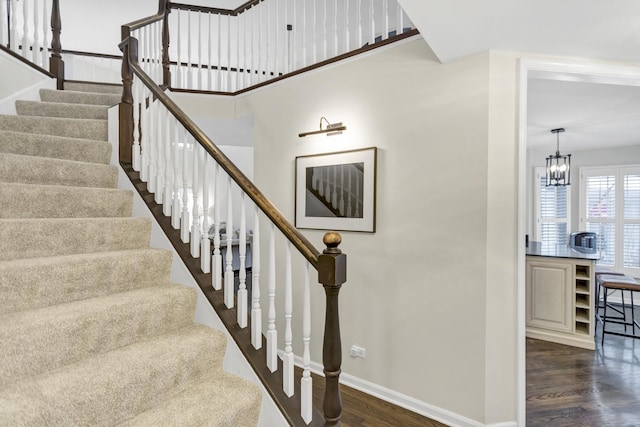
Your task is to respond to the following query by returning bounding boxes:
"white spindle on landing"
[226,14,232,90]
[171,117,181,229]
[396,1,404,35]
[208,12,213,91]
[300,261,313,424]
[197,11,203,90]
[312,0,317,64]
[180,128,191,243]
[383,0,389,41]
[224,175,234,308]
[322,0,327,61]
[190,141,201,258]
[333,0,339,57]
[216,13,222,90]
[251,205,262,349]
[0,1,6,46]
[10,0,18,53]
[187,11,192,88]
[357,0,363,49]
[369,0,375,45]
[21,0,28,59]
[266,223,277,372]
[201,153,211,273]
[236,8,241,91]
[237,191,248,328]
[176,9,182,88]
[41,0,48,66]
[283,241,294,397]
[32,0,41,68]
[212,163,222,290]
[301,0,306,68]
[147,100,157,194]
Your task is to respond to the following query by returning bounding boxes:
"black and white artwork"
[295,147,376,232]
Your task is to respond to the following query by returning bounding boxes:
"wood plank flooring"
[527,306,640,426]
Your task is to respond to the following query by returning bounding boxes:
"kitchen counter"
[526,241,600,261]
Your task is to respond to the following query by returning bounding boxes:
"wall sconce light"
[298,117,346,138]
[545,127,571,186]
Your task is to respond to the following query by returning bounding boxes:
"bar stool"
[594,266,625,314]
[598,275,640,346]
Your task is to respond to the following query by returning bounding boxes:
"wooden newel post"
[162,1,171,89]
[318,232,347,426]
[49,0,64,90]
[118,36,136,165]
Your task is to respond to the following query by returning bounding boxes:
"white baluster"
[242,9,248,90]
[217,13,222,90]
[187,11,192,88]
[266,223,277,372]
[247,7,253,87]
[32,0,41,68]
[132,77,141,171]
[300,261,313,424]
[357,0,363,48]
[382,0,389,40]
[21,0,28,59]
[257,4,263,83]
[41,0,48,66]
[369,0,375,45]
[171,118,181,229]
[396,1,404,35]
[181,128,191,243]
[224,175,234,308]
[10,0,18,53]
[208,12,213,91]
[235,8,240,91]
[0,0,7,46]
[155,102,164,205]
[251,205,262,349]
[344,0,350,53]
[312,0,317,63]
[322,0,327,61]
[334,0,339,57]
[140,89,150,182]
[266,0,271,82]
[283,241,294,397]
[237,191,247,328]
[176,9,182,88]
[147,100,157,194]
[201,153,211,273]
[191,142,201,258]
[212,162,222,290]
[272,0,277,80]
[163,108,173,216]
[291,0,297,72]
[197,11,203,90]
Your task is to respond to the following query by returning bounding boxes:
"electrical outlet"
[350,345,366,359]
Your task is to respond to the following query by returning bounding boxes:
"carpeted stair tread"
[0,130,111,164]
[0,325,227,427]
[64,81,123,95]
[0,249,173,316]
[118,372,262,427]
[0,217,151,261]
[40,88,121,106]
[0,284,198,386]
[0,114,108,140]
[16,100,109,120]
[0,152,117,188]
[0,183,132,218]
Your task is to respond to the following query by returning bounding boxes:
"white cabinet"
[525,256,595,350]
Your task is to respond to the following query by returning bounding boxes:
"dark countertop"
[526,241,600,261]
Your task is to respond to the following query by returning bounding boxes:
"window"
[534,167,570,250]
[580,166,640,276]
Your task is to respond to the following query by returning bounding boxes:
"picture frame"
[295,147,377,233]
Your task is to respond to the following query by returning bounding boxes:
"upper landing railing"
[148,0,416,93]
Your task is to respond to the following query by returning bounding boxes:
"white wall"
[0,50,56,114]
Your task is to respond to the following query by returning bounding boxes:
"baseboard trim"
[285,352,514,427]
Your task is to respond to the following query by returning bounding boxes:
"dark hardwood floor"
[308,372,446,427]
[527,305,640,426]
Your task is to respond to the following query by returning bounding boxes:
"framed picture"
[295,147,377,233]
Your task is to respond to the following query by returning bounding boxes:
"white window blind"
[580,166,640,276]
[535,167,570,249]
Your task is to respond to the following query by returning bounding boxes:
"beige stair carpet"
[0,82,261,426]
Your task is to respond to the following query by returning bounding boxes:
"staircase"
[0,83,262,426]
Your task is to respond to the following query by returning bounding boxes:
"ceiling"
[397,0,640,152]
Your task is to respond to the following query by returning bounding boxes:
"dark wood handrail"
[170,0,264,16]
[60,49,122,60]
[120,36,321,268]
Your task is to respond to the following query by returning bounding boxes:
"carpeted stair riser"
[16,100,109,120]
[0,183,132,219]
[0,249,173,316]
[40,88,121,107]
[118,373,262,427]
[0,152,117,188]
[0,325,227,427]
[0,217,151,261]
[64,81,123,95]
[0,115,107,140]
[0,284,198,386]
[0,130,111,164]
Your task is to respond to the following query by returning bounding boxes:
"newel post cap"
[318,232,347,287]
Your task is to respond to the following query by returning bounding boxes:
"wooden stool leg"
[602,288,608,347]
